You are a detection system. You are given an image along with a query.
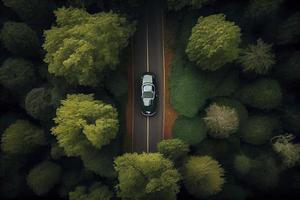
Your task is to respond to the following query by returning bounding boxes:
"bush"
[114,153,181,200]
[184,156,225,198]
[69,182,113,200]
[0,58,36,95]
[27,161,62,196]
[237,78,282,110]
[43,8,135,86]
[277,12,300,45]
[186,14,241,70]
[234,154,251,176]
[25,87,54,121]
[0,22,40,57]
[240,115,277,145]
[204,103,239,138]
[173,115,207,145]
[1,120,46,154]
[238,39,275,74]
[157,139,189,163]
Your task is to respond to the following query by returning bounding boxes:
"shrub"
[114,153,181,200]
[237,78,282,110]
[233,154,251,176]
[43,8,135,86]
[0,22,40,57]
[240,115,277,145]
[277,12,300,45]
[272,134,300,168]
[238,39,275,74]
[0,58,36,94]
[157,139,189,163]
[244,0,283,20]
[69,182,113,200]
[186,14,241,70]
[1,120,46,154]
[183,156,225,198]
[173,115,207,145]
[204,103,239,138]
[25,87,54,121]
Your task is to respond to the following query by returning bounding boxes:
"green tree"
[157,139,189,163]
[50,142,66,160]
[52,94,119,157]
[204,103,239,138]
[183,156,225,198]
[186,14,241,70]
[244,0,283,20]
[114,153,181,200]
[167,0,216,11]
[1,120,46,154]
[173,115,207,146]
[25,87,54,121]
[275,51,300,81]
[0,58,36,95]
[27,160,62,196]
[238,39,275,74]
[0,22,40,57]
[277,12,300,45]
[43,8,135,86]
[69,182,113,200]
[233,154,251,176]
[237,78,282,110]
[2,0,54,27]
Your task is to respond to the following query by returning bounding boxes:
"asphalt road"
[131,0,164,152]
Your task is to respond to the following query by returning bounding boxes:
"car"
[140,73,157,116]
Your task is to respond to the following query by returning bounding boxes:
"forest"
[0,0,300,200]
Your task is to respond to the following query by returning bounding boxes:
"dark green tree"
[69,182,113,200]
[157,139,189,163]
[186,14,241,70]
[27,160,62,196]
[43,7,135,86]
[167,0,216,11]
[0,22,40,57]
[244,0,283,20]
[277,12,300,45]
[114,153,181,200]
[275,51,300,81]
[1,120,47,154]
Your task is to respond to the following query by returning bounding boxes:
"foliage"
[114,153,181,200]
[0,22,40,57]
[27,160,62,196]
[204,103,239,138]
[237,78,282,110]
[105,70,128,98]
[244,0,283,20]
[272,134,300,168]
[234,154,251,176]
[2,0,54,27]
[186,14,241,70]
[1,120,46,154]
[238,39,275,74]
[240,115,277,145]
[0,58,36,94]
[25,87,54,121]
[277,12,300,45]
[50,142,66,160]
[275,51,300,81]
[52,94,119,157]
[183,156,225,198]
[43,7,135,86]
[157,139,189,163]
[167,0,215,11]
[173,115,207,146]
[281,105,300,133]
[69,182,113,200]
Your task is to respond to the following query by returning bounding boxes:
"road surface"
[131,0,165,152]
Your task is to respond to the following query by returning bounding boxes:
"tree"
[52,94,119,157]
[25,87,54,121]
[183,156,225,198]
[277,12,300,45]
[50,142,66,160]
[233,154,251,176]
[238,39,275,74]
[167,0,216,11]
[244,0,283,20]
[157,139,189,163]
[204,103,239,138]
[173,115,207,146]
[0,22,40,57]
[69,182,113,200]
[275,51,300,81]
[43,8,135,86]
[27,160,62,196]
[186,14,241,70]
[240,115,277,145]
[0,58,36,95]
[114,153,181,200]
[2,0,54,27]
[1,120,46,154]
[237,78,282,110]
[281,105,300,133]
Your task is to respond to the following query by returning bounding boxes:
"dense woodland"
[0,0,300,200]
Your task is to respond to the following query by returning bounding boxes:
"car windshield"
[143,91,153,98]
